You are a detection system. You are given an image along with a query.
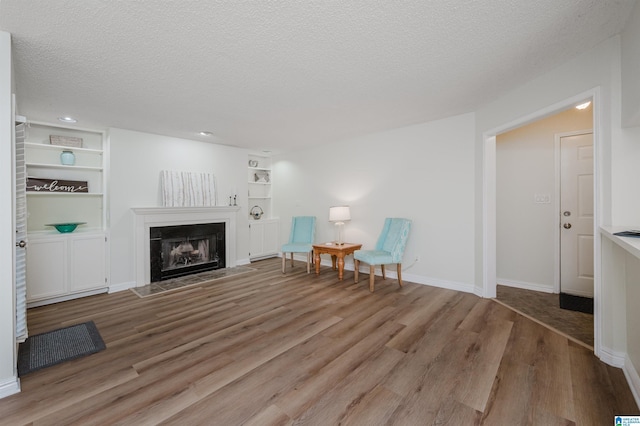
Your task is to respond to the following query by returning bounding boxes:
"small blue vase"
[60,150,75,165]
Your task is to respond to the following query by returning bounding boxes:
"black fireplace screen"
[150,222,225,282]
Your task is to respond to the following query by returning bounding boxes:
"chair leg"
[369,265,375,292]
[354,259,360,283]
[306,252,311,274]
[282,253,286,273]
[381,264,386,280]
[397,263,403,287]
[290,253,294,267]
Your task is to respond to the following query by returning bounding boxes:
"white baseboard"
[401,272,476,294]
[295,254,476,295]
[236,257,252,265]
[0,376,20,399]
[473,285,484,298]
[599,345,626,368]
[497,278,554,293]
[27,288,108,308]
[624,355,640,409]
[108,281,135,293]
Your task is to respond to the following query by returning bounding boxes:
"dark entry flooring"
[495,285,594,348]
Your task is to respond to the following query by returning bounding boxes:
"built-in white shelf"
[26,162,103,171]
[26,192,104,197]
[24,142,103,154]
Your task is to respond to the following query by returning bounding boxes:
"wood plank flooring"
[496,285,594,348]
[1,258,637,425]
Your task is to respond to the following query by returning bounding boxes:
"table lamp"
[329,206,351,245]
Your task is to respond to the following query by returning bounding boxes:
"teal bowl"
[45,222,86,233]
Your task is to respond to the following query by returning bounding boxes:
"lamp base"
[334,222,345,246]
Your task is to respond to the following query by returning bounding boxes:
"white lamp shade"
[329,206,351,222]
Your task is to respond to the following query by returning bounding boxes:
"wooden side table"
[312,242,362,280]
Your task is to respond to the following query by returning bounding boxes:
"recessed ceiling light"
[575,101,591,110]
[57,116,77,123]
[199,131,213,136]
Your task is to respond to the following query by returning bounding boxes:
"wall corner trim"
[0,376,20,400]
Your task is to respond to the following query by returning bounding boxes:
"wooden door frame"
[483,87,602,357]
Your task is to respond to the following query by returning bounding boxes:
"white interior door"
[560,132,594,297]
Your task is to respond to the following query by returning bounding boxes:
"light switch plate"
[534,194,551,204]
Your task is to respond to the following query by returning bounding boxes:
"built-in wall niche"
[248,153,272,219]
[24,121,106,233]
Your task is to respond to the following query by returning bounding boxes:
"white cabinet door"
[26,232,107,304]
[26,237,67,300]
[69,234,106,292]
[249,221,265,258]
[262,220,279,255]
[249,219,279,260]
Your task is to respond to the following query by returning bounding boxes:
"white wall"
[273,113,476,292]
[622,0,640,127]
[0,31,19,398]
[496,107,593,292]
[108,128,251,289]
[612,125,640,225]
[625,251,640,379]
[619,2,640,399]
[475,35,629,358]
[616,4,640,225]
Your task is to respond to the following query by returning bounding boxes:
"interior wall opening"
[494,101,594,347]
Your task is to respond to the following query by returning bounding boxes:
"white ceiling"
[0,0,636,152]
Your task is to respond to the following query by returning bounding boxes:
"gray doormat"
[18,321,106,376]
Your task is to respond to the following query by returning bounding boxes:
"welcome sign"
[26,177,89,193]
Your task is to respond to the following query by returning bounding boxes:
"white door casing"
[559,132,594,298]
[15,111,27,341]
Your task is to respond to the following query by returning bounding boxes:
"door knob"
[563,223,572,229]
[16,240,26,248]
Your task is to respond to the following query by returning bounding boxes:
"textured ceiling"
[0,0,636,152]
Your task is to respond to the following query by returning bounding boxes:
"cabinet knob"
[16,240,26,248]
[563,223,572,229]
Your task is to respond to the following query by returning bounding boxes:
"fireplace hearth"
[150,223,225,282]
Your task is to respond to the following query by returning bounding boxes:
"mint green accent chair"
[282,216,316,274]
[354,218,412,292]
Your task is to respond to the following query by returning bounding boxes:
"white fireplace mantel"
[132,206,240,287]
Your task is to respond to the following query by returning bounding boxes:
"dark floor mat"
[17,321,105,376]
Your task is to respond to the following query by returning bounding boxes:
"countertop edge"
[600,226,640,259]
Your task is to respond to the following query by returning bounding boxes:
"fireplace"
[132,206,240,287]
[150,223,225,282]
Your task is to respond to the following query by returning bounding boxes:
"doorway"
[493,102,594,347]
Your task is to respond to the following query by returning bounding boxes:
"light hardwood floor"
[1,258,637,425]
